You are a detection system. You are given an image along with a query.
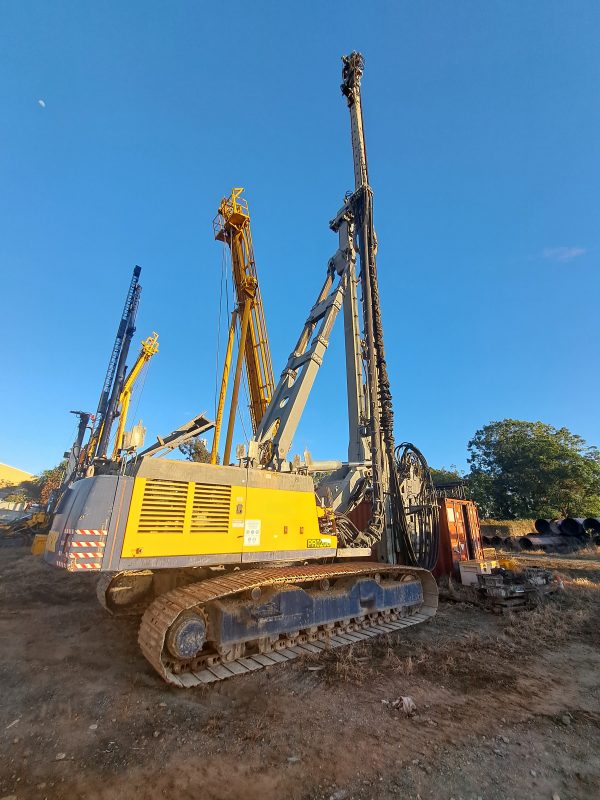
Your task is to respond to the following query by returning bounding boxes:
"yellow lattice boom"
[212,189,275,462]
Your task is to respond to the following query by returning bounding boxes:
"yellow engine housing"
[122,471,331,560]
[119,456,338,570]
[44,459,337,573]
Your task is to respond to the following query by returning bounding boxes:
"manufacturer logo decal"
[307,538,332,549]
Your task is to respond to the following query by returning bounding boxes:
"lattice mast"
[212,189,275,464]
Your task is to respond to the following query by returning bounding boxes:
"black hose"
[395,443,440,571]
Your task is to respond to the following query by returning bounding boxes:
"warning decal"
[244,520,261,546]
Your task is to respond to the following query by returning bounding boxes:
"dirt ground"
[1,546,599,800]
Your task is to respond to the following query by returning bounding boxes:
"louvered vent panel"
[138,479,188,534]
[190,483,231,535]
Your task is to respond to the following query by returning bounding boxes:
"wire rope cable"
[214,242,228,420]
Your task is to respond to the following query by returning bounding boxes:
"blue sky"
[1,1,598,476]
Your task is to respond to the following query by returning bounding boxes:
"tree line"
[432,419,600,520]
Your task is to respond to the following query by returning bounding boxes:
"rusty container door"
[434,498,484,579]
[464,501,484,560]
[434,499,467,578]
[447,499,471,567]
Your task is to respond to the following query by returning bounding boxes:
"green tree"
[179,438,217,464]
[2,478,38,504]
[2,486,31,503]
[37,462,67,505]
[467,419,600,519]
[430,465,463,486]
[2,464,67,506]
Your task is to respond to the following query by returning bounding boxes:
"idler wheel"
[108,573,153,607]
[166,612,207,660]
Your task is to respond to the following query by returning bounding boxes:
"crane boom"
[111,332,159,459]
[212,189,275,463]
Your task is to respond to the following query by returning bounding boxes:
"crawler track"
[138,562,438,687]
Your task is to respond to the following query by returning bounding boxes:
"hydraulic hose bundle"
[355,189,437,568]
[395,443,440,571]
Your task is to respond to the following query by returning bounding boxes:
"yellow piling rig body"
[211,189,275,464]
[43,60,439,689]
[111,332,159,459]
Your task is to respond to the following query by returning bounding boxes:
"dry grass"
[481,519,537,537]
[574,544,600,556]
[319,567,600,691]
[320,629,513,689]
[522,545,600,556]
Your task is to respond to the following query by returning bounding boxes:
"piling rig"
[43,53,439,687]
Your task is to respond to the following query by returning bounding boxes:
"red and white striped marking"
[70,540,106,548]
[69,551,104,559]
[53,528,107,570]
[75,529,107,536]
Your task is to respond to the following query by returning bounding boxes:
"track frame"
[138,562,438,687]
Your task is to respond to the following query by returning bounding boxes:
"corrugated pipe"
[535,518,583,536]
[534,519,551,534]
[493,534,519,549]
[560,518,587,537]
[519,535,565,550]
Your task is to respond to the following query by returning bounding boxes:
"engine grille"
[138,479,188,534]
[137,479,231,536]
[191,483,231,535]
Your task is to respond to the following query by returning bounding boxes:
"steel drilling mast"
[211,189,275,465]
[341,51,407,562]
[94,267,141,434]
[85,266,142,466]
[251,54,437,567]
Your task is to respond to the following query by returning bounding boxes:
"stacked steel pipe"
[517,518,593,551]
[482,518,596,552]
[584,518,600,545]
